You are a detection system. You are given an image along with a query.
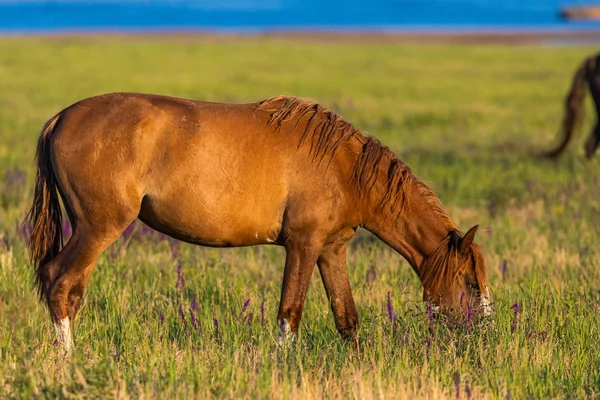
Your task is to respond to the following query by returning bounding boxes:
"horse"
[545,52,600,159]
[28,93,491,352]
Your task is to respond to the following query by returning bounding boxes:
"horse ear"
[459,225,479,255]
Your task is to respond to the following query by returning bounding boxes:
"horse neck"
[362,179,456,274]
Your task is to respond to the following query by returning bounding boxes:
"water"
[1,0,600,34]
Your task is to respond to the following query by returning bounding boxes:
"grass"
[0,36,599,399]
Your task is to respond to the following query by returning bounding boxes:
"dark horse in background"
[545,52,600,159]
[28,93,490,352]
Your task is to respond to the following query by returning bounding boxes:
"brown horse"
[545,52,600,159]
[28,93,490,351]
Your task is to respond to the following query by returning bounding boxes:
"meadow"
[0,36,599,399]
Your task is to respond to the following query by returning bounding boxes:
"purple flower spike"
[247,312,254,326]
[510,302,521,334]
[428,302,435,335]
[179,302,188,330]
[191,295,198,313]
[213,316,219,332]
[466,301,473,334]
[176,263,186,290]
[260,301,265,326]
[454,372,460,399]
[501,260,508,282]
[465,383,472,400]
[190,295,199,330]
[242,298,251,313]
[386,291,393,322]
[505,390,511,400]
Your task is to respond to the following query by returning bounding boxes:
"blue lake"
[1,0,600,33]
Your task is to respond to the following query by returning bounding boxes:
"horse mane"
[255,96,456,226]
[255,95,361,165]
[420,235,488,298]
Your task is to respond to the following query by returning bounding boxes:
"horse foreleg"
[276,238,322,343]
[317,237,358,339]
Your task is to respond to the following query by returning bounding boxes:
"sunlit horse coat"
[28,93,490,351]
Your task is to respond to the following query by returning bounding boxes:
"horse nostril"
[480,296,492,316]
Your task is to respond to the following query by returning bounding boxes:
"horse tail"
[544,56,592,158]
[27,112,64,300]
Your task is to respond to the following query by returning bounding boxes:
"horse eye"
[468,283,479,291]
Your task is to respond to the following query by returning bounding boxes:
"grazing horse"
[28,93,490,351]
[545,52,600,159]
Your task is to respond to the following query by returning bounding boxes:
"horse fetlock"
[54,317,74,354]
[277,318,296,345]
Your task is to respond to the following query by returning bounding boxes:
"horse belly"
[139,168,288,247]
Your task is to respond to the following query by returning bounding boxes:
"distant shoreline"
[4,28,600,45]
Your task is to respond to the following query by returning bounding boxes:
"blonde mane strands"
[255,96,455,224]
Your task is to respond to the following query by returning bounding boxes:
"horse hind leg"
[43,220,135,352]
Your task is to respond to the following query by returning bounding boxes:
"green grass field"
[0,36,599,399]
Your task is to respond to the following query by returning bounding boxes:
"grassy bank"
[0,37,598,399]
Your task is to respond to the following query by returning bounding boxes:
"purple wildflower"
[178,302,188,330]
[454,372,460,399]
[428,302,435,335]
[392,315,398,334]
[261,301,265,326]
[191,295,198,313]
[387,291,394,321]
[505,390,511,400]
[190,295,199,330]
[501,260,508,282]
[159,311,165,325]
[466,301,473,334]
[510,302,521,334]
[176,263,185,290]
[246,312,254,326]
[213,316,219,335]
[465,383,472,399]
[242,298,251,313]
